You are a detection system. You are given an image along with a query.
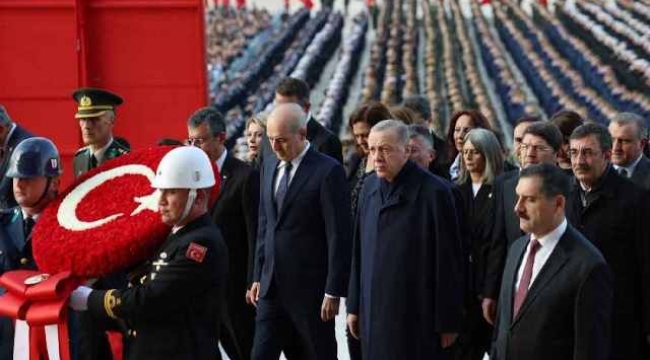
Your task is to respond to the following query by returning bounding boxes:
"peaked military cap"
[72,87,124,119]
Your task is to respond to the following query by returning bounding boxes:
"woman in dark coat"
[347,101,392,217]
[453,128,504,360]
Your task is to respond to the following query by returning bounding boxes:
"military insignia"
[50,159,58,170]
[80,96,92,107]
[186,242,207,263]
[152,259,168,271]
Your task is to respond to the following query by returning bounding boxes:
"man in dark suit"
[0,105,34,209]
[70,146,228,360]
[0,137,62,359]
[608,112,650,190]
[71,88,129,178]
[566,123,650,360]
[250,103,351,360]
[271,77,343,164]
[482,122,563,324]
[347,120,463,360]
[187,107,259,360]
[492,163,613,360]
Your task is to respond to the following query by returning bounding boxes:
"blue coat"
[348,160,464,360]
[254,147,352,312]
[0,207,37,359]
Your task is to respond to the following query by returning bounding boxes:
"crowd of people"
[2,0,650,359]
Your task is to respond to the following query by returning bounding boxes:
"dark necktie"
[617,167,629,178]
[89,153,98,169]
[275,162,292,212]
[513,239,541,317]
[24,217,35,238]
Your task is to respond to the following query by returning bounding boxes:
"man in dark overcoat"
[347,120,464,360]
[566,123,650,360]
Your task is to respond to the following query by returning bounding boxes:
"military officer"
[70,146,228,360]
[0,137,63,359]
[72,88,129,177]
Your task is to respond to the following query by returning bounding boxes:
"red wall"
[0,0,208,186]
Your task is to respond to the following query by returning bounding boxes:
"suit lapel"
[219,155,234,193]
[503,236,528,327]
[511,230,570,327]
[8,212,27,253]
[265,157,280,221]
[276,150,315,223]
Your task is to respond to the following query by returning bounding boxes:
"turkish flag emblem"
[186,242,207,263]
[32,146,220,278]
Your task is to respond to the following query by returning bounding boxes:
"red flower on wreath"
[32,146,220,278]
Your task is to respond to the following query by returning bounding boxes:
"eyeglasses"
[568,148,601,159]
[185,137,210,146]
[520,143,552,153]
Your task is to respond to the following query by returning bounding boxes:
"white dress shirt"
[613,153,643,178]
[273,142,310,195]
[216,148,227,172]
[515,219,567,291]
[92,137,114,164]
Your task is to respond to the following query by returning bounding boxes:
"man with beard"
[347,120,463,360]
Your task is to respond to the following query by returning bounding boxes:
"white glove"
[69,286,92,311]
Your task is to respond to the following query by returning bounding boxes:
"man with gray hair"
[608,112,650,189]
[72,87,129,178]
[407,124,437,170]
[347,119,463,359]
[250,103,351,359]
[566,123,650,360]
[187,107,259,360]
[0,105,34,209]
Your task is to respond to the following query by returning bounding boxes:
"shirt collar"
[280,141,310,169]
[3,123,16,149]
[532,218,567,247]
[92,137,114,163]
[216,148,228,171]
[21,209,40,222]
[613,153,643,175]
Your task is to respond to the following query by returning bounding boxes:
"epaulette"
[74,147,90,157]
[0,207,21,225]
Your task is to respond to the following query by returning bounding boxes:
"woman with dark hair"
[345,101,391,360]
[454,129,504,360]
[550,110,583,171]
[347,101,392,214]
[446,110,492,181]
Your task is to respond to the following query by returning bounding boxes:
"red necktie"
[513,239,541,317]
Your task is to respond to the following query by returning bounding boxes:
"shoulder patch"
[74,147,89,157]
[186,242,207,263]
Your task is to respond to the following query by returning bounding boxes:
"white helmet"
[151,146,215,190]
[151,146,215,225]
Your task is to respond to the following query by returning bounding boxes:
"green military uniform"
[73,140,130,177]
[72,87,129,178]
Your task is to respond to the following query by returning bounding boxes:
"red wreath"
[32,146,220,278]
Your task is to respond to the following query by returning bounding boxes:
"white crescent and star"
[57,164,160,231]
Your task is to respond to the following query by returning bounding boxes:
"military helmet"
[6,137,63,179]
